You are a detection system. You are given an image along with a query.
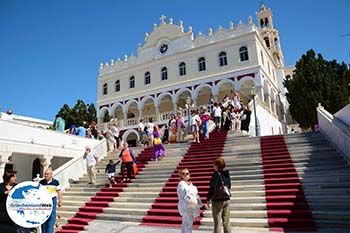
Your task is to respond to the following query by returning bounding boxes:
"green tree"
[103,110,111,123]
[284,49,349,130]
[87,103,97,124]
[56,100,97,129]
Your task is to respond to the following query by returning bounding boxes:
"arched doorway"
[126,101,139,126]
[125,132,138,147]
[176,90,192,119]
[196,85,212,107]
[141,98,156,123]
[239,79,256,105]
[217,81,235,102]
[113,105,124,121]
[159,94,174,121]
[32,158,43,180]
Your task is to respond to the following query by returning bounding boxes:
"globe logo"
[6,181,53,228]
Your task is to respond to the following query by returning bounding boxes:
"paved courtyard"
[86,220,349,233]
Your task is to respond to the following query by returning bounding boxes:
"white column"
[138,109,143,122]
[192,98,198,108]
[173,102,178,114]
[155,106,160,122]
[0,153,12,183]
[213,95,219,103]
[123,111,128,126]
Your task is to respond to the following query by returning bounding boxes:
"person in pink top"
[200,107,210,139]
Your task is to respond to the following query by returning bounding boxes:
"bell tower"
[256,3,284,67]
[257,3,274,29]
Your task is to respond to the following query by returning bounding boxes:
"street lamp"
[185,97,192,134]
[250,87,259,137]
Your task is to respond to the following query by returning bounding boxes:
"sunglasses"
[182,172,190,176]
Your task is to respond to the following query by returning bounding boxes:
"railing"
[127,118,137,126]
[160,111,174,121]
[0,119,98,157]
[317,104,350,160]
[53,138,107,190]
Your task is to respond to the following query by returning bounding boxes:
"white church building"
[97,5,289,144]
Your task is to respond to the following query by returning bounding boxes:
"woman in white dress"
[177,168,202,233]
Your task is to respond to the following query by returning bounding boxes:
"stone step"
[60,195,91,201]
[114,196,156,203]
[95,213,143,222]
[108,202,152,209]
[102,207,148,216]
[200,217,268,227]
[203,210,267,218]
[56,210,76,218]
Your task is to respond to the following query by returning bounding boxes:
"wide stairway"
[141,130,227,228]
[56,146,156,233]
[56,132,350,232]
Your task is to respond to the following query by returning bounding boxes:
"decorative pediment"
[143,19,187,49]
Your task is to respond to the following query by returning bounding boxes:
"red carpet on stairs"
[141,131,227,229]
[260,135,317,232]
[56,147,155,233]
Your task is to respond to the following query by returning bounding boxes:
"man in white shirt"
[83,146,98,185]
[111,123,120,149]
[213,103,222,131]
[138,119,145,146]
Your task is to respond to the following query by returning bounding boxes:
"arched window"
[264,18,269,27]
[260,51,264,65]
[260,19,264,28]
[115,80,120,92]
[219,51,227,66]
[274,38,279,49]
[264,37,270,48]
[144,72,151,84]
[179,62,186,76]
[129,76,135,88]
[161,67,168,80]
[103,83,108,95]
[198,57,206,71]
[239,46,249,62]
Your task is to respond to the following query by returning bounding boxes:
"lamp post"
[250,87,259,137]
[185,97,192,134]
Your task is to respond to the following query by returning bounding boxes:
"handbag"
[211,172,231,201]
[132,163,138,175]
[154,137,162,145]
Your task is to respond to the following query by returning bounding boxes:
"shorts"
[191,124,199,132]
[107,173,115,179]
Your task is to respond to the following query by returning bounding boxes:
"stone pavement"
[85,220,349,233]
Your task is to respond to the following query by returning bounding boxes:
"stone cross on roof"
[160,15,166,24]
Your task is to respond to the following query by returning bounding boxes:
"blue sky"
[0,0,349,121]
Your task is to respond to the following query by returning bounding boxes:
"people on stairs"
[177,168,202,233]
[207,158,232,233]
[191,110,201,143]
[83,146,98,185]
[119,142,136,182]
[153,125,165,161]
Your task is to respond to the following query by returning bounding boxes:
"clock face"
[160,44,168,54]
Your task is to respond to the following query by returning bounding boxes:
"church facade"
[97,5,289,142]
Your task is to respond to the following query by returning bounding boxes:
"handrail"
[53,138,107,190]
[317,104,350,161]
